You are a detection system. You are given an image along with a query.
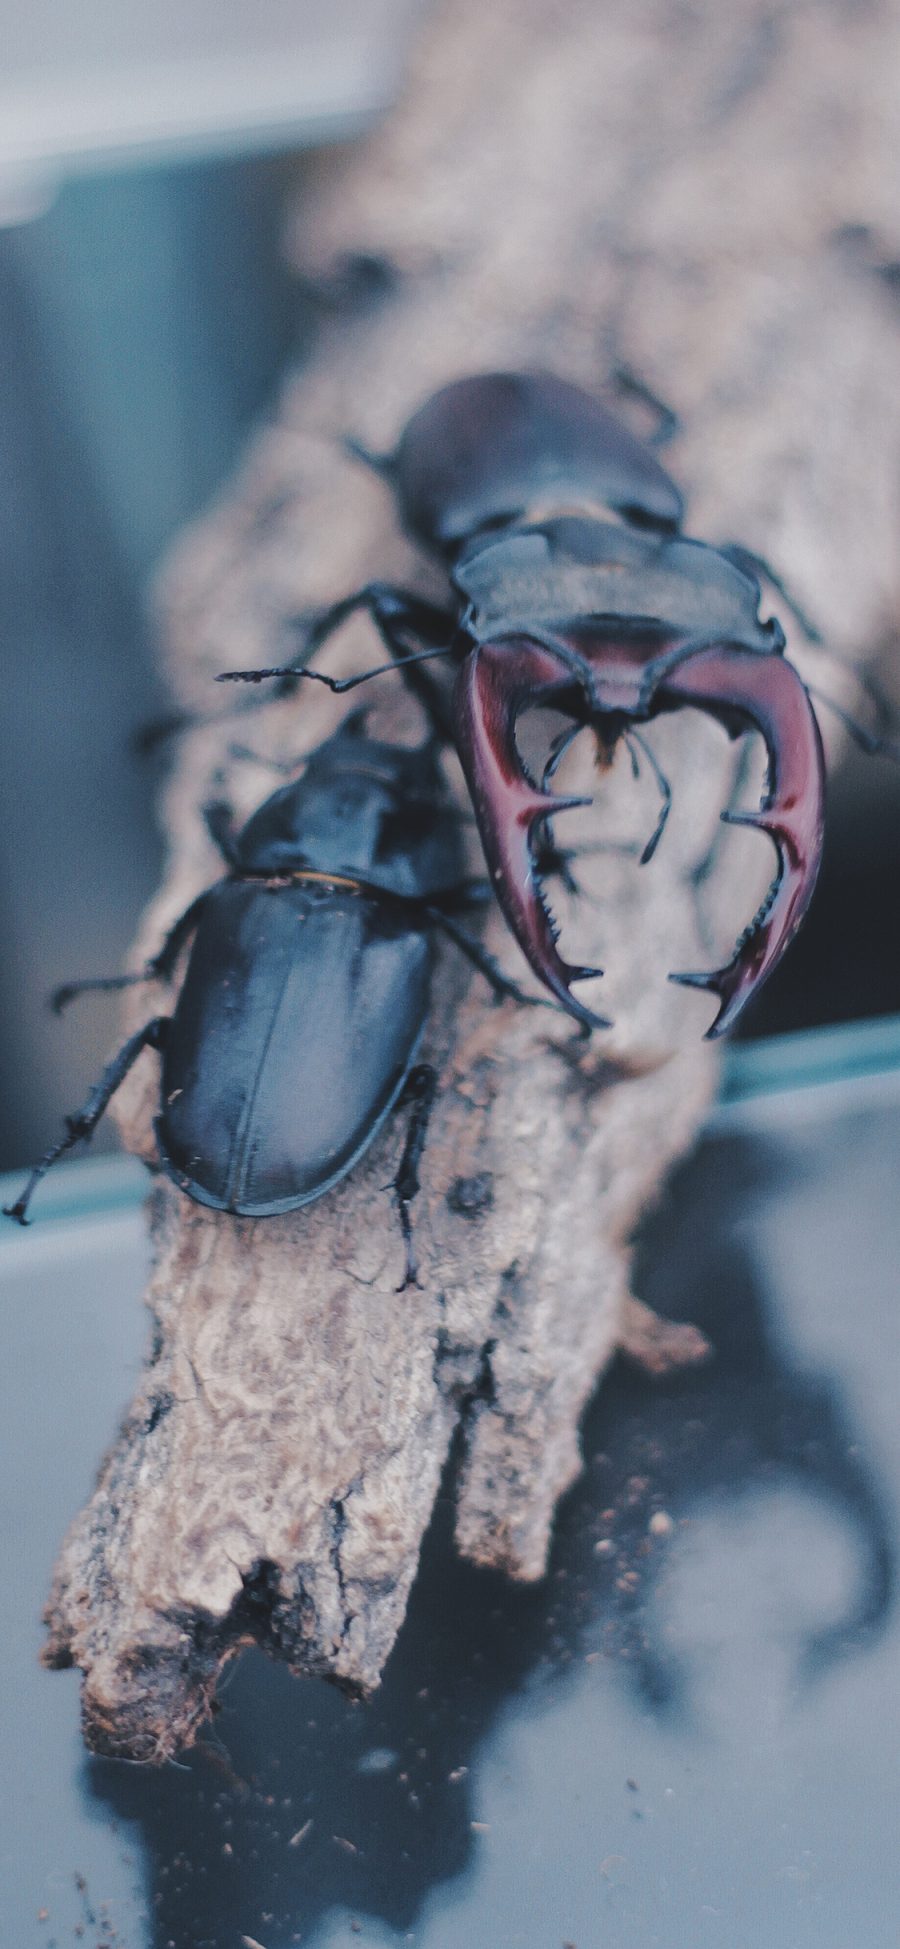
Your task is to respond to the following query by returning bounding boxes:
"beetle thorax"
[233,738,466,900]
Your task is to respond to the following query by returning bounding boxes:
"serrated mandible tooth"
[658,645,824,1034]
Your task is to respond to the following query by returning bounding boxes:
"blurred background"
[0,0,420,1169]
[1,0,899,1171]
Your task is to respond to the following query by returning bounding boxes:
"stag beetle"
[221,369,837,1036]
[4,717,531,1281]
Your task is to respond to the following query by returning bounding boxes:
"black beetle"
[220,368,876,1036]
[4,717,531,1279]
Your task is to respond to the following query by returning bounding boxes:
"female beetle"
[222,370,833,1036]
[5,717,529,1279]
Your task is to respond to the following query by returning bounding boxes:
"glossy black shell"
[233,725,464,897]
[156,881,434,1214]
[155,724,464,1216]
[393,371,684,554]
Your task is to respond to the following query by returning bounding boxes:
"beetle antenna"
[218,644,454,689]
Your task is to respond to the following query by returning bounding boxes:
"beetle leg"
[424,905,555,1011]
[659,646,825,1036]
[217,583,453,683]
[219,582,458,741]
[540,734,641,888]
[804,685,900,764]
[204,801,241,866]
[51,894,209,1015]
[623,728,673,863]
[391,1064,438,1291]
[609,366,681,449]
[3,1018,168,1224]
[455,641,609,1030]
[717,543,823,645]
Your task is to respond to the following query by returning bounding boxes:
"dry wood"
[44,0,900,1760]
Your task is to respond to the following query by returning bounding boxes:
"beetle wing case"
[394,371,684,552]
[156,882,433,1216]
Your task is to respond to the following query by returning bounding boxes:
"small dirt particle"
[447,1173,494,1218]
[594,1538,614,1556]
[649,1510,674,1536]
[288,1820,313,1848]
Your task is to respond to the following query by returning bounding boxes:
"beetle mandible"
[4,717,533,1280]
[221,368,840,1035]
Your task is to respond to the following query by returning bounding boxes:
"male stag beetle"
[4,717,531,1281]
[222,369,839,1036]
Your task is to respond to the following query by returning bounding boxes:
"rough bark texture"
[44,0,900,1761]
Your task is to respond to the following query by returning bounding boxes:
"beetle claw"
[659,644,826,1033]
[455,639,613,1029]
[456,631,824,1036]
[669,969,717,993]
[668,964,736,1037]
[720,807,781,835]
[668,961,761,1039]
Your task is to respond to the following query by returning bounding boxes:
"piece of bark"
[44,0,900,1761]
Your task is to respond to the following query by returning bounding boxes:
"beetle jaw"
[662,646,826,1034]
[455,627,825,1037]
[454,639,618,1029]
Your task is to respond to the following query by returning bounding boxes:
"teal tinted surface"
[2,1021,898,1946]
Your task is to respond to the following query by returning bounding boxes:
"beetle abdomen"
[394,371,684,551]
[157,883,431,1215]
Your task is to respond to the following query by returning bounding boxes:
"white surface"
[0,0,420,220]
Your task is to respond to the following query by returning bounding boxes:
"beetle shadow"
[85,1125,895,1947]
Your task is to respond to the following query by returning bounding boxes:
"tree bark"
[44,0,900,1761]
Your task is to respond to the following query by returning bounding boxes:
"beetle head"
[235,718,466,898]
